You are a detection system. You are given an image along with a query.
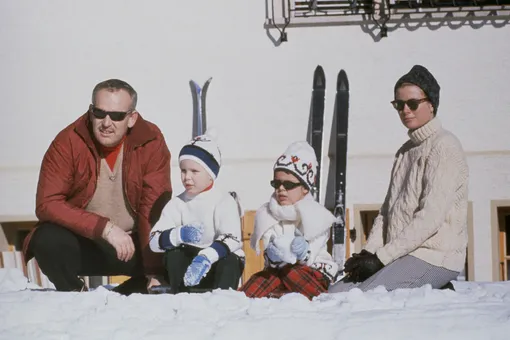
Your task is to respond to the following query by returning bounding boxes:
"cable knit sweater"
[364,118,469,272]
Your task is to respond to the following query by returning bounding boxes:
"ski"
[189,77,213,137]
[331,69,350,273]
[308,65,326,202]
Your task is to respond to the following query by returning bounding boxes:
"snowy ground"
[1,269,510,340]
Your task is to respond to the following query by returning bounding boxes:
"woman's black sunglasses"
[391,98,428,111]
[89,105,133,121]
[270,180,302,190]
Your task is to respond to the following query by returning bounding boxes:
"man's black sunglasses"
[391,98,428,111]
[89,105,133,121]
[270,180,302,190]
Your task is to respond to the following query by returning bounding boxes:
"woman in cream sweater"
[329,65,469,293]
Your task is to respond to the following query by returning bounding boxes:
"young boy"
[149,131,244,293]
[240,141,338,300]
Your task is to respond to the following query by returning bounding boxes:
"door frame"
[490,200,510,281]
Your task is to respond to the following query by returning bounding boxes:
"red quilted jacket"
[23,113,172,275]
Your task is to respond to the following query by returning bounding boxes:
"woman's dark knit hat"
[394,65,440,115]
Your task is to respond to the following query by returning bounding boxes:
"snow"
[1,269,510,340]
[0,269,40,293]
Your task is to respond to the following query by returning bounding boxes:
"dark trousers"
[28,222,143,292]
[164,246,244,294]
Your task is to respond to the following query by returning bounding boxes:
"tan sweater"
[86,145,135,232]
[364,118,469,272]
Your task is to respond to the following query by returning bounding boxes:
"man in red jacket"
[23,79,172,293]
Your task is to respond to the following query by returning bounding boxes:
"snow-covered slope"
[1,269,509,340]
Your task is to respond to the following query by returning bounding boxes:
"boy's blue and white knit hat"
[273,141,318,191]
[179,129,222,180]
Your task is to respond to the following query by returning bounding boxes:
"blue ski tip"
[190,80,202,94]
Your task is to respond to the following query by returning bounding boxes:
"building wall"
[1,0,509,281]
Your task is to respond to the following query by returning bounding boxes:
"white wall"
[1,0,510,281]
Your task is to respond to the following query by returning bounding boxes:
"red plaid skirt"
[239,264,329,300]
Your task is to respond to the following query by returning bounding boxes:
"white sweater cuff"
[375,247,393,266]
[170,227,181,247]
[198,247,219,264]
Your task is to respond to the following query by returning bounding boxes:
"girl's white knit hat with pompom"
[273,141,318,191]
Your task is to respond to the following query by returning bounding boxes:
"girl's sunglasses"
[391,98,428,111]
[89,105,132,121]
[270,180,302,190]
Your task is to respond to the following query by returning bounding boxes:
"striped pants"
[328,255,459,293]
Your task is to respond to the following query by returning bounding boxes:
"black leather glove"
[353,249,370,258]
[343,250,371,282]
[355,252,384,282]
[343,256,360,274]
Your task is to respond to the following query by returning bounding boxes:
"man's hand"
[102,222,135,262]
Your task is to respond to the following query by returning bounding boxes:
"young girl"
[149,131,244,293]
[240,141,338,300]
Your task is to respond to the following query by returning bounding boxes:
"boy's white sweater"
[364,118,469,272]
[149,186,244,260]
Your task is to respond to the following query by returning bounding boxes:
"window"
[495,206,510,280]
[353,204,382,251]
[359,209,379,246]
[0,221,38,251]
[503,215,510,280]
[490,202,510,281]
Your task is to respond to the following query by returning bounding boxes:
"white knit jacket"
[364,118,469,272]
[149,186,244,261]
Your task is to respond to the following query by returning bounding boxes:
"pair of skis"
[308,66,351,275]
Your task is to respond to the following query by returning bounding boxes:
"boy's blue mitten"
[290,236,309,261]
[178,224,204,244]
[183,255,212,287]
[158,223,204,250]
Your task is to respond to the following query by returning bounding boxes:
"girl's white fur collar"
[250,193,337,252]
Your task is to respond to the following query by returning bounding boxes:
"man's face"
[394,84,434,130]
[90,89,138,147]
